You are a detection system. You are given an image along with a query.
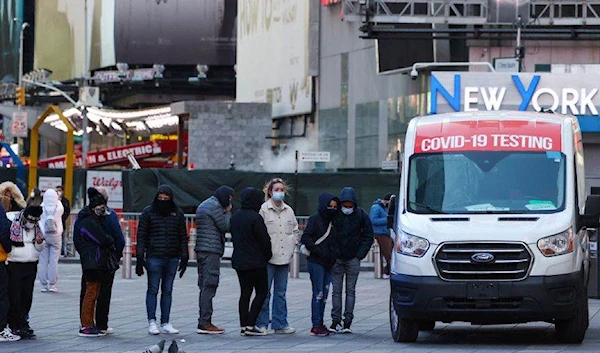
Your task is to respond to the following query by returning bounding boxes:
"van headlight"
[537,229,574,257]
[395,231,429,257]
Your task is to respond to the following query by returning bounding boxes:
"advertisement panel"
[86,170,123,211]
[0,0,23,83]
[236,0,312,117]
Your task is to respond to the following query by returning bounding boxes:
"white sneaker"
[148,321,160,335]
[48,286,58,292]
[382,274,390,279]
[40,287,48,292]
[100,327,114,335]
[274,326,296,334]
[0,327,21,342]
[159,323,179,334]
[256,326,268,334]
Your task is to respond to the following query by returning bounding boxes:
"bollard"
[290,244,300,279]
[188,228,197,260]
[373,242,382,279]
[366,246,374,263]
[122,225,132,279]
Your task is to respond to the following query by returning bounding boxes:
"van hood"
[399,211,573,245]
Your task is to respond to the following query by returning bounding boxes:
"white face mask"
[341,207,354,215]
[24,222,35,229]
[272,192,285,201]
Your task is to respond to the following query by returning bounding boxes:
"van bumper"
[390,272,582,324]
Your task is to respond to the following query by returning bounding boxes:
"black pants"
[79,270,115,330]
[235,267,268,328]
[7,262,37,331]
[0,262,8,330]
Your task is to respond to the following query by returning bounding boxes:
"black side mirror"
[387,195,397,230]
[582,195,600,228]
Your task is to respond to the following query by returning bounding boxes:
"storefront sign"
[86,171,123,211]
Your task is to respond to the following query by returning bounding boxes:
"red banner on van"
[414,120,562,153]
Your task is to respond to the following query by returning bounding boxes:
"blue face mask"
[341,207,354,215]
[272,192,285,201]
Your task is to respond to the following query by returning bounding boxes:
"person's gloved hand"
[178,255,189,278]
[136,257,145,277]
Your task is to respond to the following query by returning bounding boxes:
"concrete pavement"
[3,263,600,353]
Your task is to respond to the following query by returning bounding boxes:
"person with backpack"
[37,189,64,292]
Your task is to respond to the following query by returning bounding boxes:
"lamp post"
[17,21,29,88]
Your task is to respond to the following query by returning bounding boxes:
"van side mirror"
[387,195,397,230]
[582,195,600,228]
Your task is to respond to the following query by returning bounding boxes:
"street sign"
[299,151,330,162]
[493,57,519,73]
[381,160,399,170]
[11,111,28,138]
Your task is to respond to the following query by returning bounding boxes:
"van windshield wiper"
[408,201,446,214]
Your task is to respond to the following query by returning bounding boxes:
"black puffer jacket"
[301,192,340,268]
[334,187,374,261]
[136,185,188,260]
[73,207,115,271]
[230,187,272,271]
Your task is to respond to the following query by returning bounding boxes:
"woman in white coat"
[37,189,64,292]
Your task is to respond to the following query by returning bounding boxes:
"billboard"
[0,0,24,83]
[236,0,312,117]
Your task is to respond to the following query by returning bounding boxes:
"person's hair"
[56,185,64,191]
[26,188,43,207]
[263,177,287,201]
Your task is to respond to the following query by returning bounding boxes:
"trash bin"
[588,228,599,298]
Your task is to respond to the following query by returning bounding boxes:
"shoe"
[244,326,268,336]
[310,326,330,337]
[48,286,58,292]
[40,287,48,292]
[0,327,20,342]
[240,327,246,336]
[328,321,342,333]
[160,323,180,334]
[148,320,160,335]
[274,326,296,334]
[78,326,104,337]
[256,326,268,334]
[342,322,353,334]
[382,274,390,279]
[100,327,114,335]
[196,323,225,334]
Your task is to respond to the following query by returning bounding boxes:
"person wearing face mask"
[369,193,393,279]
[73,188,116,337]
[55,185,71,257]
[194,185,233,335]
[37,189,64,292]
[301,192,340,337]
[328,187,373,334]
[136,185,188,336]
[255,178,299,334]
[6,205,44,339]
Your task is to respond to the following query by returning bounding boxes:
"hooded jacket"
[40,189,65,246]
[230,187,272,271]
[0,181,26,212]
[301,192,340,267]
[136,185,188,260]
[73,207,115,270]
[370,199,390,236]
[195,186,233,256]
[259,199,299,265]
[334,187,374,261]
[0,203,12,262]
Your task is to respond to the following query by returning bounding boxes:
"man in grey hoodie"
[194,186,233,334]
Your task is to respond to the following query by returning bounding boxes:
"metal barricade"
[122,223,132,279]
[188,228,197,260]
[290,244,300,278]
[373,242,382,279]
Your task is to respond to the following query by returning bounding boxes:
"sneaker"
[48,286,58,292]
[78,326,104,337]
[240,327,247,336]
[328,321,342,333]
[256,326,268,334]
[40,287,48,292]
[244,326,268,336]
[159,323,179,334]
[382,274,390,279]
[274,326,296,334]
[342,322,353,334]
[100,327,114,335]
[0,327,20,342]
[310,326,330,337]
[148,320,160,335]
[196,323,225,334]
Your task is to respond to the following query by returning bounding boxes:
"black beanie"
[214,185,234,208]
[23,205,43,221]
[88,187,107,208]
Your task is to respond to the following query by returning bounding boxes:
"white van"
[389,111,600,343]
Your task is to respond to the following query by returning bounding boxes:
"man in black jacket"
[135,185,188,336]
[329,187,373,334]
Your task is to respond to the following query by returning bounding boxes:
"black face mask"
[325,208,338,220]
[156,200,172,214]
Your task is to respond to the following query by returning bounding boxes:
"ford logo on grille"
[471,252,495,263]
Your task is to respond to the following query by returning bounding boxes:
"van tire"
[418,320,435,331]
[390,295,419,342]
[555,286,588,344]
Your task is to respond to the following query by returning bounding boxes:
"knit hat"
[23,205,43,221]
[88,187,107,208]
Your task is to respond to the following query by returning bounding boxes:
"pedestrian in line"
[329,187,373,334]
[369,193,393,278]
[194,185,233,334]
[230,187,272,336]
[26,188,42,207]
[55,186,71,257]
[136,185,188,336]
[37,189,64,292]
[77,187,125,335]
[0,201,19,342]
[73,188,117,337]
[7,205,44,339]
[256,178,299,334]
[301,191,340,337]
[0,182,26,212]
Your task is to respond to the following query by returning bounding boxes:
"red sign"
[321,0,342,5]
[38,140,178,168]
[414,120,562,153]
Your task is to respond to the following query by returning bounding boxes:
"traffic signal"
[15,87,25,106]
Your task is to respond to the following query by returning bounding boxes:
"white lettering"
[532,88,559,112]
[561,88,579,115]
[580,88,599,115]
[480,87,506,111]
[463,87,479,111]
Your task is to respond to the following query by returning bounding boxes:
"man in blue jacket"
[329,187,373,334]
[370,193,393,278]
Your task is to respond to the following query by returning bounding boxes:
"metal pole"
[188,228,197,260]
[373,242,382,279]
[122,224,132,279]
[18,22,28,88]
[82,107,88,168]
[82,0,89,168]
[290,244,300,279]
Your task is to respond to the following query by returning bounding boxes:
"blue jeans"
[145,257,179,324]
[256,264,290,329]
[307,261,332,328]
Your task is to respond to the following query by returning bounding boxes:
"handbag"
[104,248,119,273]
[300,222,332,256]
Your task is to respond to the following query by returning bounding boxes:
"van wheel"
[555,286,588,343]
[390,295,419,342]
[418,320,435,331]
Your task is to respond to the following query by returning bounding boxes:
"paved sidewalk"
[2,263,600,353]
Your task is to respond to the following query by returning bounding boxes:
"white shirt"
[7,225,44,263]
[259,199,300,265]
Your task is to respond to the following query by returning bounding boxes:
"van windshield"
[407,151,566,214]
